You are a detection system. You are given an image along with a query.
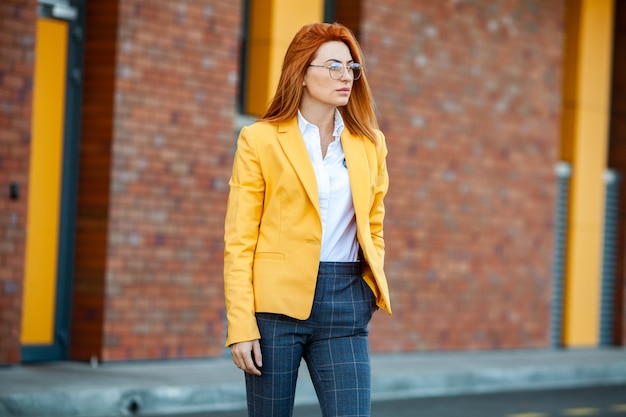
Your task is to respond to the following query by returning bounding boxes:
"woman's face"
[302,41,356,110]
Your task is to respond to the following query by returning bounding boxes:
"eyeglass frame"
[308,61,363,80]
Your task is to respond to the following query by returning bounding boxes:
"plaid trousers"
[245,261,376,417]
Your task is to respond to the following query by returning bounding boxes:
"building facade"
[0,0,624,364]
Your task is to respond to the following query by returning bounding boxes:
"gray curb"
[1,348,626,417]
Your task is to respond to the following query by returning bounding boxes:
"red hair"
[261,22,379,143]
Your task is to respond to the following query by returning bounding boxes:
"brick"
[1,0,571,364]
[0,0,35,365]
[363,0,562,352]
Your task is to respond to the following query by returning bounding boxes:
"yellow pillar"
[21,18,68,344]
[245,0,324,116]
[563,0,614,346]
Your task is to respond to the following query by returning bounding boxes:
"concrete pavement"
[1,347,626,417]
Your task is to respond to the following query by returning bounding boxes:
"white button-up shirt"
[297,110,359,262]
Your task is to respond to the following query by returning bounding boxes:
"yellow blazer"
[224,117,391,346]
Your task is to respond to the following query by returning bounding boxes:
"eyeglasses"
[308,62,362,80]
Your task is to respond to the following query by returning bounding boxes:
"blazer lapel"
[342,130,369,222]
[276,118,320,214]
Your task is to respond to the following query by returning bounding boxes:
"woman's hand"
[230,339,263,376]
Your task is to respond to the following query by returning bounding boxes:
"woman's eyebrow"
[323,58,355,64]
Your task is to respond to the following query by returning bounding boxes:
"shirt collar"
[297,109,345,139]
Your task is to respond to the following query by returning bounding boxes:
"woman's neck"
[299,103,335,134]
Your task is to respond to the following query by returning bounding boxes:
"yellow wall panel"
[245,0,272,116]
[245,0,324,116]
[21,18,68,344]
[563,0,614,346]
[559,0,581,163]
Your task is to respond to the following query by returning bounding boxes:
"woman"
[224,22,391,417]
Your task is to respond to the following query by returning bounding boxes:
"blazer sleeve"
[223,125,264,346]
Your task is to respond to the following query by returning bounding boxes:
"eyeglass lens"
[328,63,361,80]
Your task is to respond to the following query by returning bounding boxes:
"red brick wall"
[0,0,575,364]
[362,0,563,351]
[93,0,242,361]
[335,0,362,37]
[0,0,37,365]
[70,0,118,361]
